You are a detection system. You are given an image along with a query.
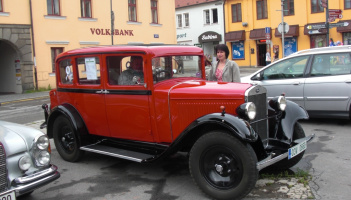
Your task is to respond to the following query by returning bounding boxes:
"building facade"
[0,0,176,93]
[224,0,351,67]
[175,0,225,65]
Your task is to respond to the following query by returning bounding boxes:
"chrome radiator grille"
[0,143,7,192]
[246,85,268,145]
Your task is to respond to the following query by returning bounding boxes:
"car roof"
[289,45,351,57]
[56,45,204,61]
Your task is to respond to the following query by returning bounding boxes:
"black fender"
[47,103,89,145]
[280,100,309,141]
[175,113,258,144]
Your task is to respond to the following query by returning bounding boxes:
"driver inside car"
[118,56,144,85]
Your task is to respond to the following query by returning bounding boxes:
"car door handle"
[345,79,351,84]
[292,81,300,85]
[96,90,104,94]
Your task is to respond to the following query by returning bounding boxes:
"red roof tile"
[175,0,220,8]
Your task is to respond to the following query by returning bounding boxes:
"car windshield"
[152,56,202,83]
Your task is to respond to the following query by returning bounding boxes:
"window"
[51,48,63,72]
[283,0,294,16]
[81,0,92,18]
[59,59,73,84]
[311,53,351,77]
[184,13,189,27]
[204,10,210,24]
[261,56,309,80]
[177,14,182,28]
[77,57,101,85]
[151,0,158,23]
[118,56,144,85]
[232,3,242,22]
[346,0,351,9]
[47,0,60,16]
[257,0,268,19]
[311,0,324,13]
[212,9,218,23]
[129,0,137,22]
[0,0,3,12]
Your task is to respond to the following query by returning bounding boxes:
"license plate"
[288,140,307,159]
[0,190,16,200]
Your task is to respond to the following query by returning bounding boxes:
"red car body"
[42,45,313,200]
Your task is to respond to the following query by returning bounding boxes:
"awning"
[304,23,327,35]
[249,28,270,40]
[337,20,351,33]
[225,30,245,41]
[275,25,299,38]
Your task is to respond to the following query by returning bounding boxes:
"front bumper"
[256,134,315,171]
[9,165,60,196]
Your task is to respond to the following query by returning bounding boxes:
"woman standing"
[211,44,241,82]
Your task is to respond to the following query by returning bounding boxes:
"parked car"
[41,45,314,200]
[241,45,351,120]
[0,120,60,199]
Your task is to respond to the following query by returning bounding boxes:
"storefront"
[249,28,271,67]
[275,25,299,57]
[198,31,222,63]
[337,20,351,45]
[304,23,328,48]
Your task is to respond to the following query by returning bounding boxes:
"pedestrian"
[211,44,241,82]
[265,52,271,65]
[329,38,335,46]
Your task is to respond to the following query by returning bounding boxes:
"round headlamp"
[35,151,51,166]
[36,135,49,150]
[19,155,32,171]
[269,95,287,111]
[237,102,256,120]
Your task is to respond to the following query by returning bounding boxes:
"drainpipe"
[29,0,38,90]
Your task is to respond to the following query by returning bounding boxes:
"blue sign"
[232,41,245,60]
[284,37,297,57]
[154,34,159,38]
[265,27,271,34]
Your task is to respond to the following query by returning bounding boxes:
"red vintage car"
[41,45,314,200]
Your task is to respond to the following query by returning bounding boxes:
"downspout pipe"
[29,0,38,90]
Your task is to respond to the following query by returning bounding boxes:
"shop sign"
[198,31,222,43]
[177,33,187,39]
[90,28,134,36]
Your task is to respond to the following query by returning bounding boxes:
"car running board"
[80,143,156,163]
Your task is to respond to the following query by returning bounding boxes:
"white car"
[0,120,60,199]
[241,45,351,119]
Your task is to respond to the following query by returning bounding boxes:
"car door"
[103,54,154,142]
[304,52,351,113]
[250,55,310,108]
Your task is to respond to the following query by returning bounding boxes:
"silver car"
[0,120,60,199]
[241,45,351,119]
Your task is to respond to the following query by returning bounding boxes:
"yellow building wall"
[225,0,351,67]
[27,0,176,89]
[0,0,31,24]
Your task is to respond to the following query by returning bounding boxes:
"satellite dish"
[278,22,289,34]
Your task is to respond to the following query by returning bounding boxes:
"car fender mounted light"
[236,102,256,120]
[269,95,287,111]
[19,155,32,171]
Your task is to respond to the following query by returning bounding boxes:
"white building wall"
[176,1,225,62]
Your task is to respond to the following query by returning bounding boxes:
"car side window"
[117,56,144,85]
[311,53,351,77]
[76,57,101,85]
[59,59,73,84]
[262,56,309,80]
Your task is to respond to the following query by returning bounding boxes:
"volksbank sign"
[198,31,222,43]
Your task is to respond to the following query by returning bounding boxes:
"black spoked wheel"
[269,122,306,170]
[53,116,83,162]
[189,131,258,200]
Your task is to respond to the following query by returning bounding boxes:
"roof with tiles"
[175,0,220,8]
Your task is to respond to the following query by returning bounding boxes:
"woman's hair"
[215,44,229,59]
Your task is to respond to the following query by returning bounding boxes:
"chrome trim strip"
[14,165,58,184]
[256,134,315,171]
[80,146,142,162]
[305,97,349,101]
